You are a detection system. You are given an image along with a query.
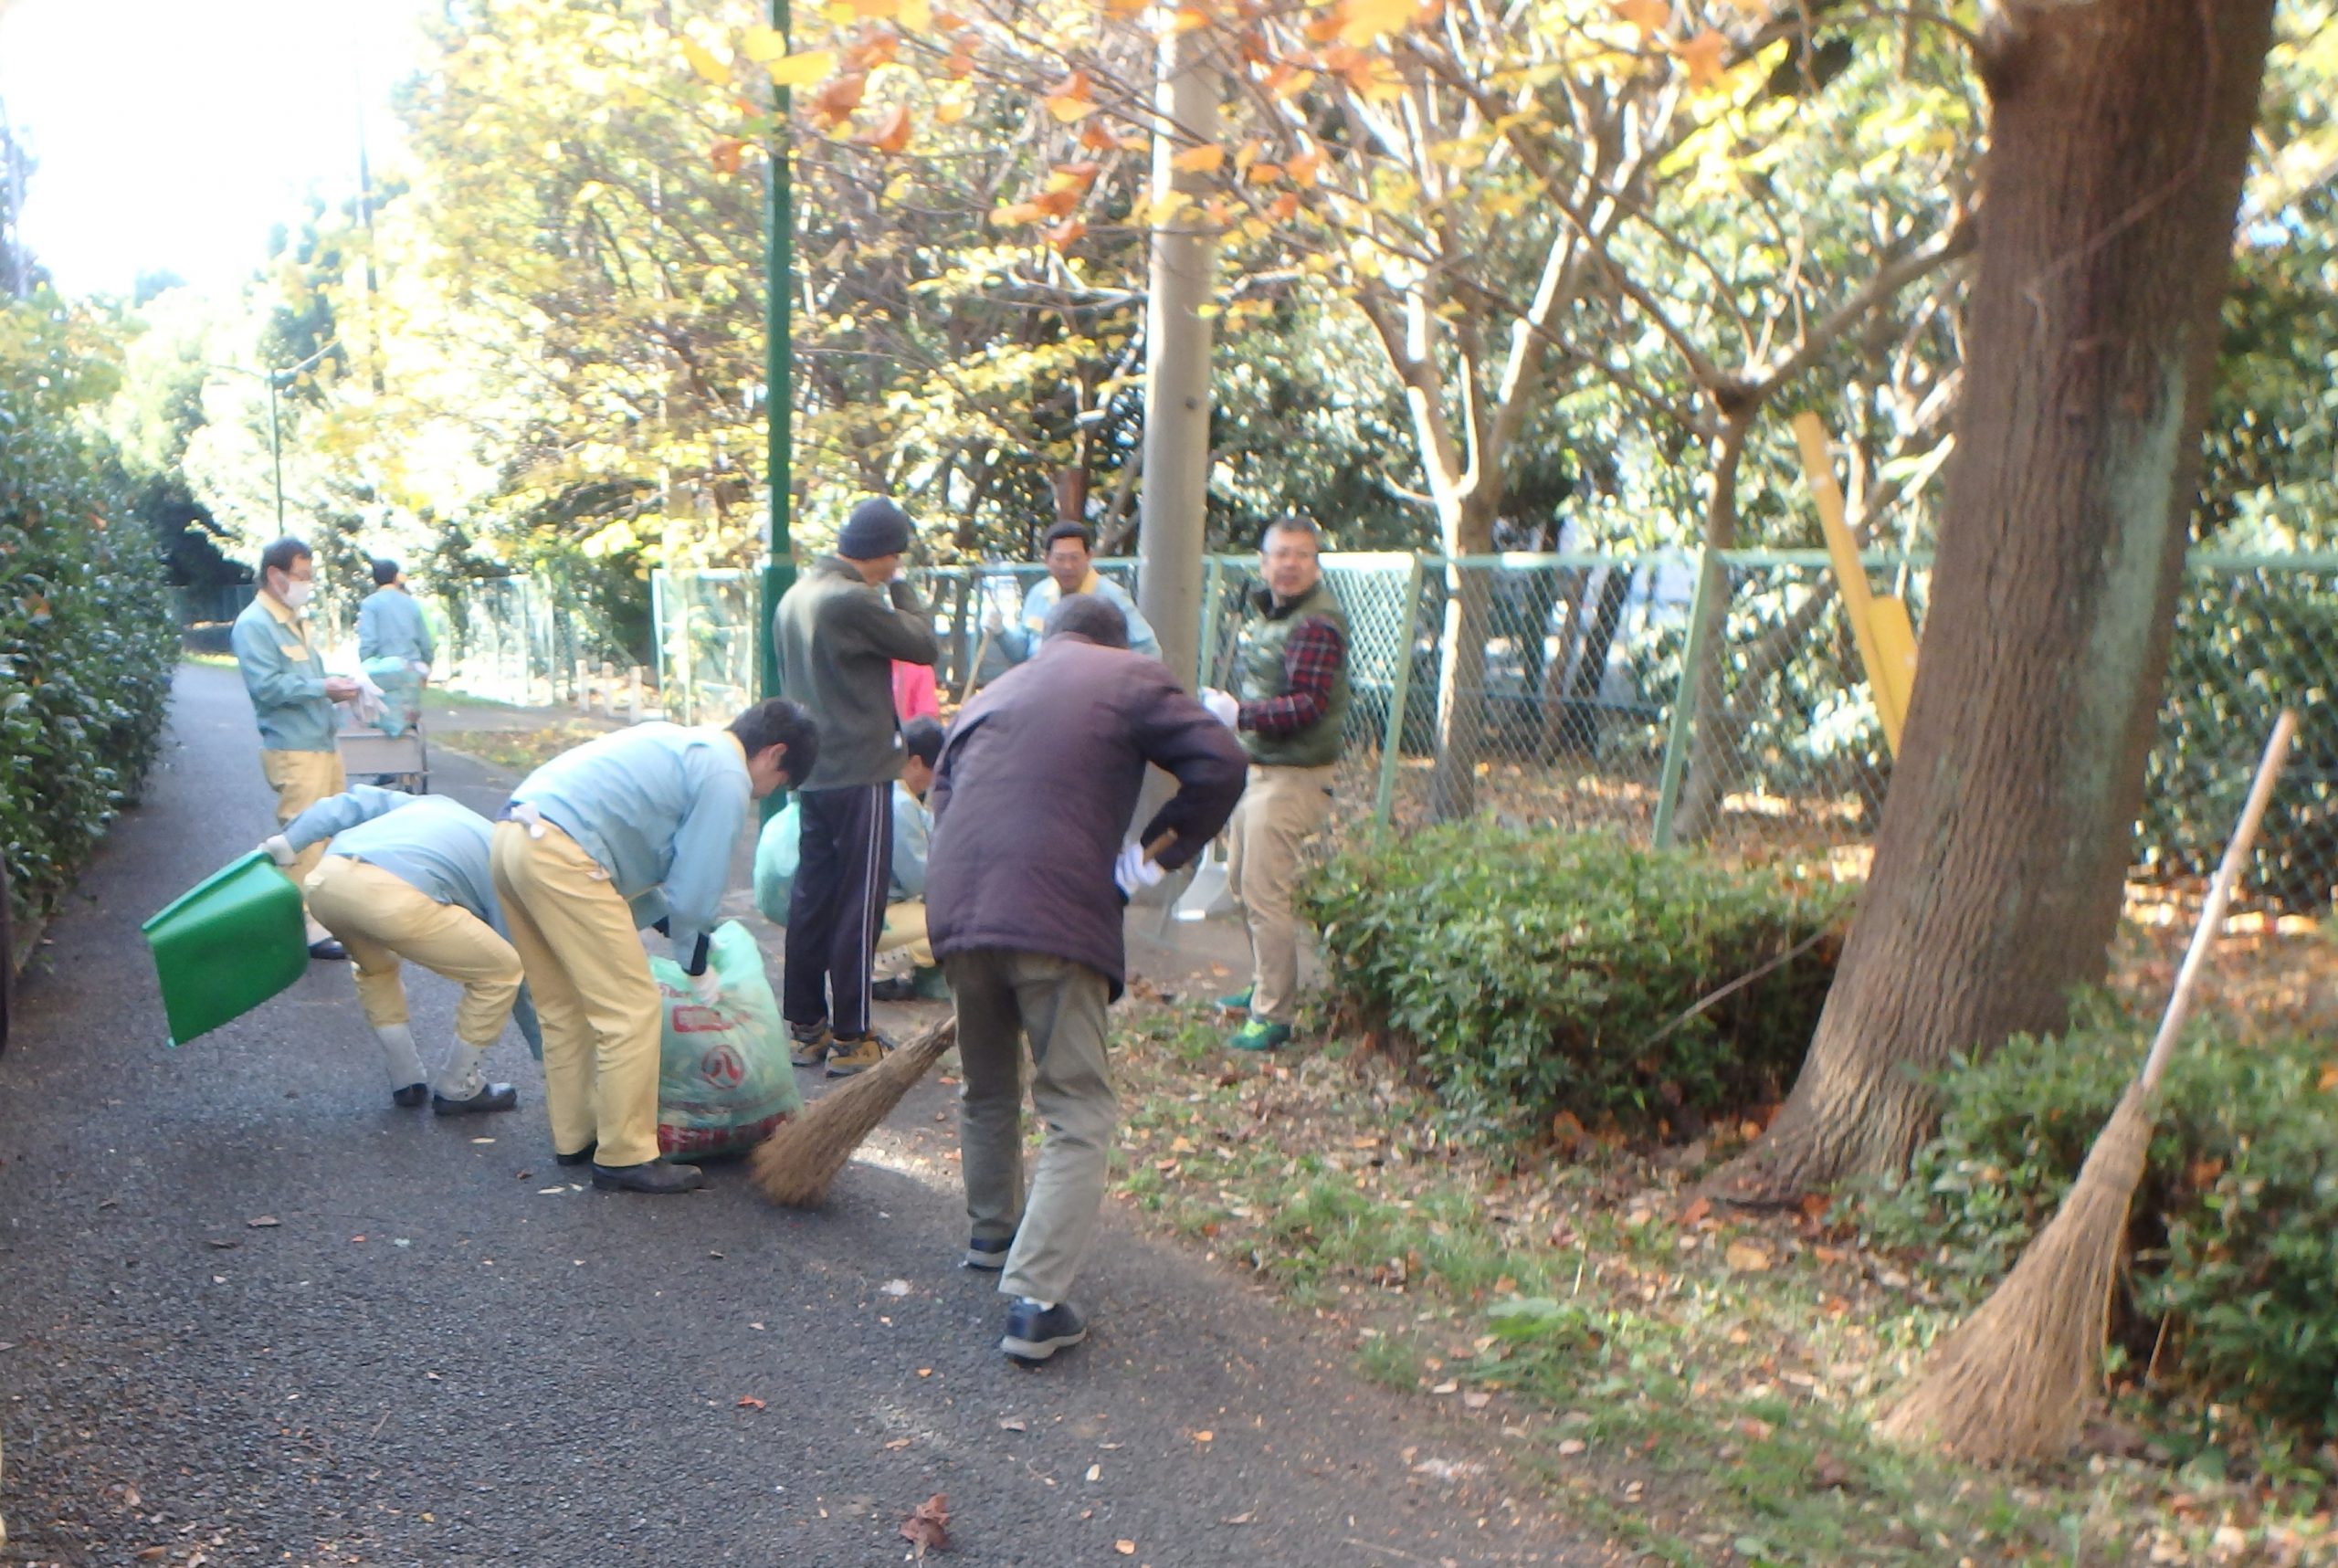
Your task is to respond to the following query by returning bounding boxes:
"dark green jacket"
[774,555,940,789]
[1234,578,1351,768]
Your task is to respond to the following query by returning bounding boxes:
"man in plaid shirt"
[1198,518,1351,1051]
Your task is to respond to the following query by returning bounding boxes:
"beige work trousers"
[303,856,522,1047]
[1224,761,1335,1024]
[879,900,933,967]
[947,949,1114,1306]
[260,749,346,919]
[490,820,663,1167]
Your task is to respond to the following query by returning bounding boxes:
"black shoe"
[554,1142,596,1167]
[309,938,349,961]
[965,1235,1011,1270]
[391,1082,428,1109]
[1002,1299,1087,1362]
[590,1159,706,1194]
[870,974,915,1003]
[432,1082,518,1115]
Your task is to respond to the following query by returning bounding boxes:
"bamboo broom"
[1877,709,2298,1465]
[751,831,1180,1208]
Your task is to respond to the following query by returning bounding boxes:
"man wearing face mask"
[232,536,362,959]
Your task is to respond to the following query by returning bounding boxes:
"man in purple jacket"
[924,595,1247,1362]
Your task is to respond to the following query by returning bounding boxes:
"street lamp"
[202,340,340,531]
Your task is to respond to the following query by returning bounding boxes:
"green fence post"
[1195,555,1224,689]
[1651,549,1716,849]
[1372,552,1427,827]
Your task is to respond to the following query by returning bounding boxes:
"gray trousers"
[945,948,1115,1305]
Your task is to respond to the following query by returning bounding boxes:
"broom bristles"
[750,1014,957,1208]
[1876,1083,2153,1465]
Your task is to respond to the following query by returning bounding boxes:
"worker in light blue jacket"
[356,558,437,669]
[267,787,539,1114]
[492,700,818,1195]
[990,523,1160,665]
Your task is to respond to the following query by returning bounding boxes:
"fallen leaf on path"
[470,1137,495,1145]
[1461,1392,1491,1410]
[1723,1240,1772,1272]
[1428,1380,1459,1394]
[886,1437,913,1449]
[1220,1512,1253,1526]
[998,1417,1027,1432]
[900,1492,950,1555]
[247,1215,280,1228]
[135,1548,166,1561]
[1556,1438,1587,1457]
[882,1279,911,1296]
[537,1186,566,1195]
[1192,1430,1213,1442]
[1114,1542,1136,1556]
[737,1395,765,1409]
[206,1239,237,1250]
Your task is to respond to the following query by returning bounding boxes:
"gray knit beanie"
[837,497,915,560]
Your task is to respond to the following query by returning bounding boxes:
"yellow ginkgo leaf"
[899,0,933,28]
[936,93,971,124]
[681,37,731,85]
[740,25,789,62]
[851,0,899,16]
[1148,187,1194,224]
[766,48,837,88]
[1674,27,1729,89]
[1338,0,1415,47]
[1170,142,1227,174]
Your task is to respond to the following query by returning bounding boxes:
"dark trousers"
[784,783,893,1040]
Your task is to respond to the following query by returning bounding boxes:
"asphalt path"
[0,665,1601,1568]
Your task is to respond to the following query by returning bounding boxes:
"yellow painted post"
[1793,411,1914,753]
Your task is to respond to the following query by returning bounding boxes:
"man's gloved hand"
[688,965,723,1007]
[259,834,297,867]
[1199,688,1239,728]
[1113,841,1165,902]
[982,603,1006,635]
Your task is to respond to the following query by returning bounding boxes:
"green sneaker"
[1212,986,1254,1015]
[1227,1018,1291,1052]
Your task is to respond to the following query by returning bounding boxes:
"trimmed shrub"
[1,302,176,928]
[1855,995,2338,1439]
[1299,823,1850,1143]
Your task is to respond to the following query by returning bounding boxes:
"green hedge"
[1,304,176,928]
[1856,997,2338,1442]
[1299,823,1851,1143]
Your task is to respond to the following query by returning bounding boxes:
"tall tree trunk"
[1428,494,1501,821]
[1717,0,2280,1201]
[1669,416,1752,845]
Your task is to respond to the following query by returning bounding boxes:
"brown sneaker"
[825,1031,891,1078]
[788,1026,833,1069]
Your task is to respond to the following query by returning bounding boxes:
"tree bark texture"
[1669,417,1751,845]
[1722,0,2280,1199]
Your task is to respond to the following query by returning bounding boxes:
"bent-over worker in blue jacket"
[267,787,538,1113]
[494,700,817,1195]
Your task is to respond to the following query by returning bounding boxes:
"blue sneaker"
[1001,1298,1088,1362]
[965,1235,1011,1271]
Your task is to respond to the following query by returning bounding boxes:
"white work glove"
[511,802,548,839]
[982,602,1006,634]
[259,834,297,867]
[1199,688,1239,728]
[688,965,723,1007]
[1113,840,1165,901]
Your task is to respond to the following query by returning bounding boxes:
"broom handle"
[2138,708,2297,1096]
[1144,829,1178,864]
[958,616,995,704]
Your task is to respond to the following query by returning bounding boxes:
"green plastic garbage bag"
[751,800,801,925]
[362,656,422,739]
[646,920,800,1159]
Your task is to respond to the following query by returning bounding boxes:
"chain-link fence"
[642,547,2338,906]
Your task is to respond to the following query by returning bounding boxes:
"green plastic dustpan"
[142,851,309,1047]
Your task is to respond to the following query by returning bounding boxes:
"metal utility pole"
[1135,20,1220,689]
[268,375,285,529]
[756,0,798,818]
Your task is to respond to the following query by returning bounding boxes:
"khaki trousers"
[260,749,346,915]
[490,820,662,1167]
[947,949,1114,1305]
[303,856,522,1046]
[879,900,933,967]
[1224,762,1334,1024]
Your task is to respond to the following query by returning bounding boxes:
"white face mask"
[279,577,313,610]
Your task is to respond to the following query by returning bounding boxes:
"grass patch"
[1106,991,2333,1567]
[431,719,610,776]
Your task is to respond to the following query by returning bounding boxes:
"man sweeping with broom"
[922,595,1248,1360]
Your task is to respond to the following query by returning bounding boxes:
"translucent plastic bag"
[647,921,802,1159]
[362,656,422,739]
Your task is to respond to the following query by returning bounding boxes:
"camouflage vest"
[1234,578,1350,768]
